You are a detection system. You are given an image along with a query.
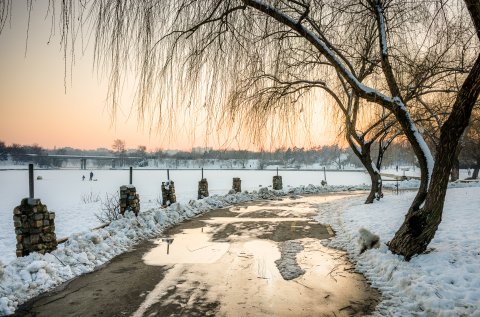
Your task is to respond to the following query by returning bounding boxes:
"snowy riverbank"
[316,186,480,316]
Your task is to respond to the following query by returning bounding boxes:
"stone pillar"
[161,181,176,206]
[119,185,140,216]
[198,178,209,199]
[232,177,241,193]
[273,175,283,190]
[14,198,57,257]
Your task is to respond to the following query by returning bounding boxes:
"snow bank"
[0,184,364,316]
[316,186,480,317]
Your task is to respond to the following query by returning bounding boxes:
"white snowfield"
[0,169,372,264]
[316,186,480,317]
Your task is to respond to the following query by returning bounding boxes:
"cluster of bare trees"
[1,0,478,260]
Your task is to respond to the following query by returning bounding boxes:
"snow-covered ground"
[1,167,478,316]
[316,186,480,316]
[0,169,371,264]
[0,184,365,315]
[381,166,473,180]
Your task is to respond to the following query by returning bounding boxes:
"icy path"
[0,184,366,316]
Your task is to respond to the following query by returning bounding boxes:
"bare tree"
[2,0,479,259]
[112,139,126,166]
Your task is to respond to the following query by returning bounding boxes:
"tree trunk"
[450,157,460,182]
[345,135,383,204]
[365,169,377,203]
[365,170,383,204]
[388,54,480,260]
[359,146,382,204]
[472,159,480,179]
[391,106,430,212]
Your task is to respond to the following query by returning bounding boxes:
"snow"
[0,183,368,315]
[275,240,305,280]
[0,169,371,264]
[371,162,380,174]
[375,3,388,55]
[1,166,478,315]
[316,186,480,316]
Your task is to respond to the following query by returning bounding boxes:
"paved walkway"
[14,193,379,317]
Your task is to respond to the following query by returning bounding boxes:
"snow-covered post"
[119,185,140,216]
[232,177,241,193]
[273,168,283,190]
[198,168,209,199]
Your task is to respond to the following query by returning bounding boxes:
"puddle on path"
[136,193,379,317]
[143,228,229,265]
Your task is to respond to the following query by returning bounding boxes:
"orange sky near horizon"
[0,2,337,152]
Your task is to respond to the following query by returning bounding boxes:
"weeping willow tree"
[2,0,479,260]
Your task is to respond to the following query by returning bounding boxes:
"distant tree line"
[0,139,425,170]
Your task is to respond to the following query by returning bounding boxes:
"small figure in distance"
[82,175,85,181]
[396,165,399,172]
[89,171,94,181]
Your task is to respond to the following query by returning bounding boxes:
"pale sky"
[0,2,336,152]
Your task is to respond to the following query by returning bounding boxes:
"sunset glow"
[0,2,335,152]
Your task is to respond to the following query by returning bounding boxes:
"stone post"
[198,178,209,199]
[232,177,241,193]
[14,198,57,257]
[119,185,140,216]
[273,175,283,190]
[161,181,176,206]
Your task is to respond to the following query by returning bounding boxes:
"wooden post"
[129,166,133,185]
[276,167,279,176]
[201,167,204,179]
[323,166,327,182]
[167,169,170,181]
[28,163,34,199]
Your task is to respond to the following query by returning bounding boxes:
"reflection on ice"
[138,194,379,316]
[143,228,230,264]
[243,240,281,281]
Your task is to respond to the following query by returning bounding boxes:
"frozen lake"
[0,169,370,264]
